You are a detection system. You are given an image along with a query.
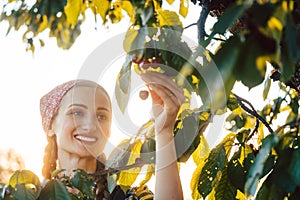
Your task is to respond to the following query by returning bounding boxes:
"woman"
[40,71,184,199]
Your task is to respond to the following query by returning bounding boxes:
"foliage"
[1,0,300,199]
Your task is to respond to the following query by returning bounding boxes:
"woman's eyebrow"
[97,107,110,112]
[68,104,88,109]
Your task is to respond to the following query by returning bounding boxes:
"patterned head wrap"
[40,80,77,132]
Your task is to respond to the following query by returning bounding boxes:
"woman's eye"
[71,110,83,116]
[97,114,107,120]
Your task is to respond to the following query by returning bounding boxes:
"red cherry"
[150,58,160,69]
[140,59,151,70]
[132,54,143,64]
[139,90,149,100]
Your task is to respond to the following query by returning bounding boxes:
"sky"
[0,1,283,199]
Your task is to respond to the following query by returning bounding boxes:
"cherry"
[139,90,149,100]
[132,54,143,64]
[140,59,151,70]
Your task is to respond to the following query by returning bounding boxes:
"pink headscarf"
[40,80,77,132]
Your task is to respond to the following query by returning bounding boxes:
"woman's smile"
[74,134,98,143]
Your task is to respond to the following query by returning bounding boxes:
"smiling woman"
[39,71,185,199]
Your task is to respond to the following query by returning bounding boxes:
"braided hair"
[42,135,58,179]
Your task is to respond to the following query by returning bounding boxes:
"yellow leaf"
[190,161,204,200]
[64,0,82,27]
[157,9,183,28]
[139,164,155,186]
[108,2,124,23]
[38,15,48,32]
[122,1,134,22]
[166,0,175,4]
[236,189,246,199]
[118,140,143,186]
[94,0,110,22]
[268,17,283,31]
[9,170,41,189]
[123,28,139,53]
[192,135,210,165]
[179,0,188,18]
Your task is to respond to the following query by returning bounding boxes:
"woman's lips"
[74,135,97,143]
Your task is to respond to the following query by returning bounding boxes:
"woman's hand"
[140,71,185,133]
[141,71,185,200]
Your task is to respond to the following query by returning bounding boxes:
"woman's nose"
[80,115,97,132]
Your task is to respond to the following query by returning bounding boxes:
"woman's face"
[50,85,112,158]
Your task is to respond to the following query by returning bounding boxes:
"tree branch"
[197,0,210,44]
[233,93,274,133]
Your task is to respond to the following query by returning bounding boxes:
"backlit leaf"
[118,140,143,186]
[190,158,206,200]
[157,9,182,29]
[179,0,188,18]
[64,0,82,27]
[192,135,210,165]
[139,164,155,186]
[9,170,41,190]
[94,0,110,22]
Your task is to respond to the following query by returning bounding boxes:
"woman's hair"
[42,135,57,179]
[40,79,111,181]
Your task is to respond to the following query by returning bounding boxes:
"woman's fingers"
[140,71,185,104]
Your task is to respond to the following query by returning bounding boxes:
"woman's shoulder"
[110,185,153,200]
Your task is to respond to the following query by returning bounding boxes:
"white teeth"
[75,135,96,142]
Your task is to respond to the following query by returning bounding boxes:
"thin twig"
[233,93,274,133]
[91,158,147,176]
[247,119,260,141]
[184,22,197,29]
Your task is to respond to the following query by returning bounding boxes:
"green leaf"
[227,145,254,192]
[115,54,132,113]
[71,169,94,197]
[9,184,39,200]
[140,138,156,164]
[123,27,147,54]
[245,134,279,197]
[227,94,239,111]
[174,113,210,162]
[288,149,300,186]
[203,1,253,46]
[107,174,118,193]
[201,36,239,111]
[263,78,271,100]
[281,13,300,81]
[39,179,72,200]
[215,168,237,200]
[233,37,270,89]
[197,144,226,198]
[106,139,133,169]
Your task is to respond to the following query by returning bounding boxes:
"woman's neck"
[57,150,97,175]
